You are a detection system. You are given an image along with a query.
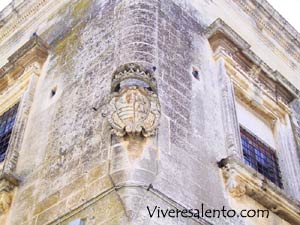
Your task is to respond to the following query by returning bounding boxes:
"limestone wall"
[0,0,299,225]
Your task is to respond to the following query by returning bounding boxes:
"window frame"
[240,125,283,188]
[0,103,19,162]
[0,35,48,214]
[206,18,300,224]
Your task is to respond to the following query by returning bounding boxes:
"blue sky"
[0,0,299,32]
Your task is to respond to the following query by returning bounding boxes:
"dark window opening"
[240,126,283,188]
[0,103,19,162]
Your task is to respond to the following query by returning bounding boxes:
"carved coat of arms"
[108,86,160,137]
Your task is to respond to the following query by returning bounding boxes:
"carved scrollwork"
[224,168,246,198]
[108,63,160,137]
[0,191,11,214]
[0,173,18,214]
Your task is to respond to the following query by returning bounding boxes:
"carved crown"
[111,63,157,93]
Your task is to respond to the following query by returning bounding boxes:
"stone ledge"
[218,156,300,225]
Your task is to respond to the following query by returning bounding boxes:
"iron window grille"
[0,103,19,162]
[240,126,283,188]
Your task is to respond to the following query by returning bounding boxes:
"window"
[240,126,282,188]
[206,18,300,224]
[0,103,19,162]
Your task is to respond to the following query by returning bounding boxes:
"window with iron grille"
[240,126,283,188]
[0,103,19,162]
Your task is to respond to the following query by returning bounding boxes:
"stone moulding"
[108,63,160,137]
[205,19,250,51]
[0,34,49,80]
[232,0,300,64]
[1,34,49,172]
[217,59,243,157]
[218,156,300,224]
[0,34,48,115]
[205,18,300,127]
[204,18,300,99]
[212,47,291,126]
[0,0,51,42]
[223,50,290,124]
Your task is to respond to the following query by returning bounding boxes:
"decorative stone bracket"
[218,156,300,224]
[0,173,19,214]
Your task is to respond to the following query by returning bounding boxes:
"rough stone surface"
[0,0,299,225]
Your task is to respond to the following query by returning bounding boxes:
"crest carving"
[108,63,160,137]
[108,86,160,137]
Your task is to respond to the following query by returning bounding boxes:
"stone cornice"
[0,34,49,80]
[218,156,300,225]
[215,49,291,125]
[232,0,300,64]
[0,0,300,63]
[205,18,300,99]
[0,34,48,116]
[204,18,251,51]
[0,0,51,43]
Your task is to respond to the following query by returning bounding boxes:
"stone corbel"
[223,167,246,198]
[218,156,300,224]
[0,173,19,214]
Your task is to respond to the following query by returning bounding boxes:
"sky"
[0,0,299,32]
